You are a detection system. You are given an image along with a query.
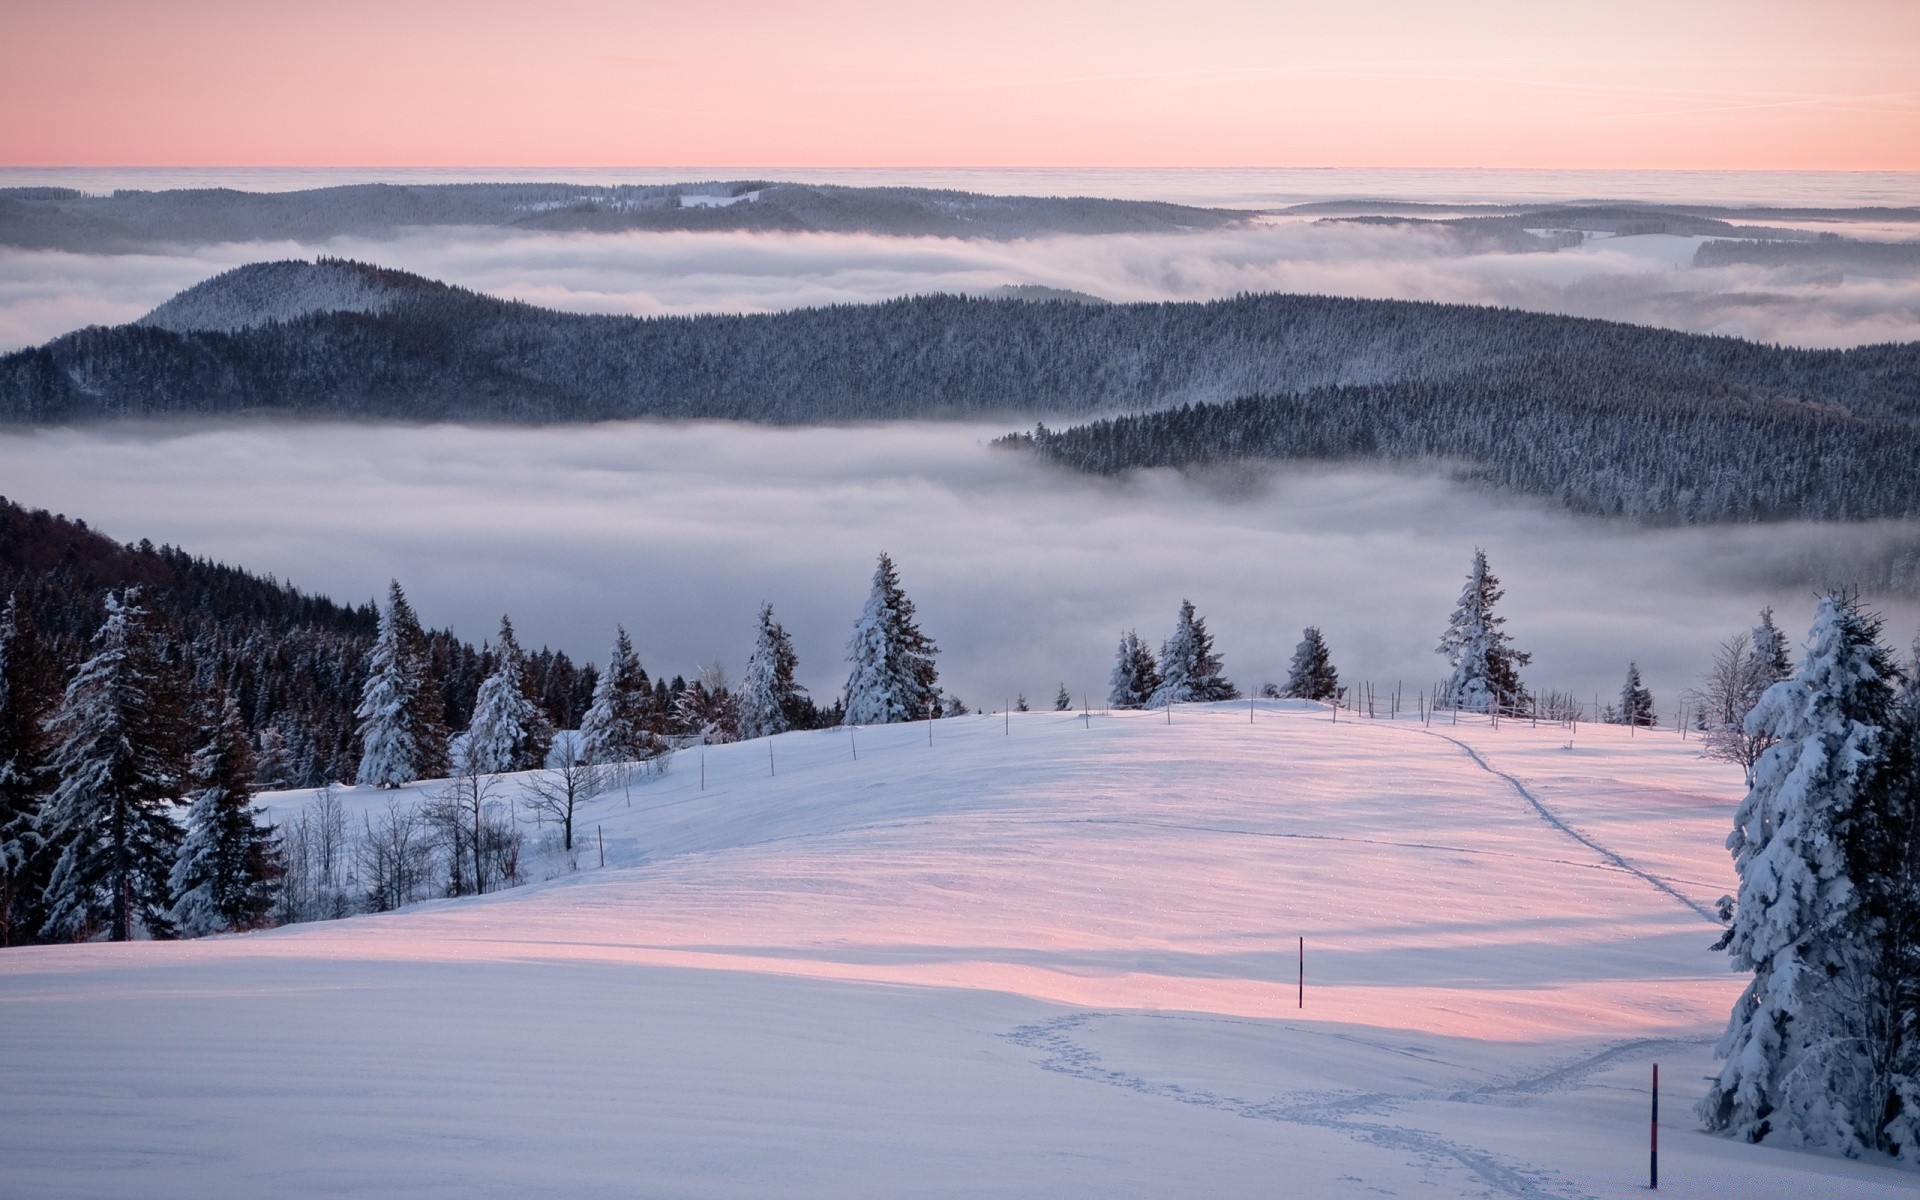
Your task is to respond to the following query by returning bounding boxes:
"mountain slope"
[138,259,447,333]
[4,706,1913,1196]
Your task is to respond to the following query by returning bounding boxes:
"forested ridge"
[0,497,597,787]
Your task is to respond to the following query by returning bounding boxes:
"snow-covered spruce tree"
[355,582,451,788]
[462,615,555,774]
[1150,600,1237,707]
[580,626,653,764]
[168,694,280,937]
[1282,626,1340,702]
[1437,549,1531,714]
[1614,662,1656,727]
[738,603,803,741]
[842,553,939,725]
[1755,606,1794,684]
[0,594,57,945]
[1700,593,1897,1153]
[1107,630,1160,709]
[676,663,740,744]
[1055,684,1072,712]
[38,590,189,941]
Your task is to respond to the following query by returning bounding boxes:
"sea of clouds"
[1,420,1913,719]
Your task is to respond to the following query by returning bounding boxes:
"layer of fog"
[2,420,1914,721]
[6,215,1919,353]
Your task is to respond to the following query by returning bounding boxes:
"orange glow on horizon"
[2,0,1916,170]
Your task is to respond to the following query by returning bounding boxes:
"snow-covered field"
[3,703,1916,1198]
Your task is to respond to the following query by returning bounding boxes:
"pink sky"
[3,0,1916,169]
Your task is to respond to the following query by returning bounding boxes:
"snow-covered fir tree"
[738,604,803,740]
[38,590,189,941]
[1700,593,1898,1154]
[168,694,280,937]
[1437,549,1531,714]
[580,626,653,764]
[1754,607,1794,684]
[1613,662,1656,727]
[676,664,740,744]
[1282,627,1340,702]
[462,615,555,774]
[355,581,450,788]
[1149,600,1237,707]
[842,553,939,725]
[0,594,55,945]
[1054,684,1072,712]
[1107,630,1160,709]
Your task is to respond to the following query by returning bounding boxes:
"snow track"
[1421,729,1719,922]
[1008,1011,1587,1200]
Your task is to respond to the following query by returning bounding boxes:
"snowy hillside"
[2,704,1915,1198]
[138,259,445,333]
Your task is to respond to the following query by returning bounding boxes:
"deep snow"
[2,702,1915,1198]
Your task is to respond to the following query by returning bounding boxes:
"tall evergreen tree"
[0,595,56,944]
[1150,600,1237,707]
[738,604,803,741]
[580,626,653,763]
[1754,607,1794,684]
[462,615,554,773]
[38,590,188,941]
[842,553,939,726]
[168,693,280,936]
[1614,662,1657,727]
[1282,626,1341,702]
[355,582,450,787]
[1107,630,1160,709]
[1437,549,1531,714]
[1054,684,1072,712]
[1700,593,1897,1153]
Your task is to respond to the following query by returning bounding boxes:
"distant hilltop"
[0,180,1248,251]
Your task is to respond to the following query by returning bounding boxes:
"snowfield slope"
[3,703,1916,1199]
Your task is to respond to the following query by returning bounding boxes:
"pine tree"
[738,604,803,740]
[0,595,56,944]
[1755,607,1794,684]
[462,615,555,773]
[1054,684,1072,712]
[1107,630,1160,709]
[580,626,653,764]
[1150,600,1237,707]
[1614,662,1656,727]
[355,582,450,787]
[1700,593,1897,1153]
[842,553,939,726]
[1282,627,1340,702]
[38,590,189,941]
[1437,549,1531,714]
[168,694,280,936]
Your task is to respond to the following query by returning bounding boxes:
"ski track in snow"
[1006,1011,1591,1200]
[1417,729,1719,923]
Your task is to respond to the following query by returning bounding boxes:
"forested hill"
[0,498,597,786]
[1005,353,1920,524]
[3,259,1918,429]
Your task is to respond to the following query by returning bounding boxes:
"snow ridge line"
[1006,1012,1589,1200]
[1422,731,1717,923]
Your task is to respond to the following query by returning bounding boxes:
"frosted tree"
[169,694,280,937]
[1437,549,1531,714]
[1698,631,1780,779]
[1150,600,1237,707]
[1613,662,1656,727]
[463,615,554,774]
[1107,630,1160,709]
[1700,593,1896,1153]
[842,553,939,726]
[1054,684,1072,712]
[1282,627,1340,702]
[738,603,803,740]
[0,595,55,945]
[355,582,450,788]
[38,590,189,941]
[580,626,653,764]
[675,663,740,744]
[1755,607,1794,684]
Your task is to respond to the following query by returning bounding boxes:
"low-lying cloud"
[4,216,1918,353]
[2,420,1914,720]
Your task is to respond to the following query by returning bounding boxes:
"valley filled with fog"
[2,418,1913,718]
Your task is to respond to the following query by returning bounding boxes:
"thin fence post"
[770,739,776,776]
[1298,936,1304,1008]
[700,748,706,790]
[1651,1062,1659,1190]
[1084,695,1091,729]
[598,825,605,869]
[851,726,857,761]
